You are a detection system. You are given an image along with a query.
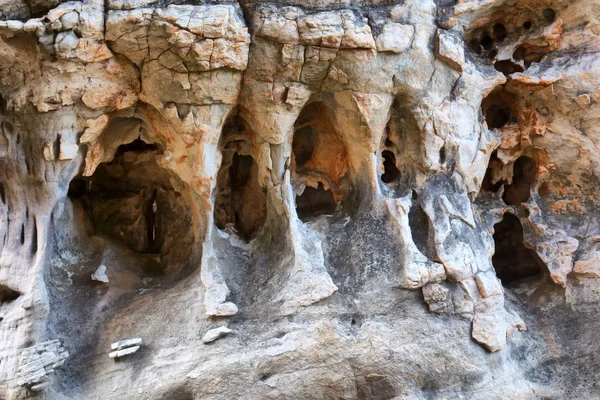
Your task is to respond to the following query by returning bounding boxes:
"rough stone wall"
[0,0,599,398]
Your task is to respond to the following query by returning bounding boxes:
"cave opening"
[492,213,545,285]
[292,102,349,221]
[482,88,513,130]
[214,115,267,240]
[0,284,20,304]
[494,60,524,76]
[381,150,400,184]
[492,23,507,42]
[67,135,194,274]
[502,156,537,206]
[295,183,337,221]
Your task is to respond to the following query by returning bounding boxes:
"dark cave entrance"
[214,115,267,240]
[292,102,349,221]
[68,135,194,274]
[381,150,401,184]
[481,153,537,207]
[502,156,537,206]
[492,213,545,285]
[295,183,337,221]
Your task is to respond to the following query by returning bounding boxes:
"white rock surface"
[202,327,232,344]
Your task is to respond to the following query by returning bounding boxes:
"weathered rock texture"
[0,0,599,398]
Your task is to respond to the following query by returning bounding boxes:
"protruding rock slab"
[109,338,142,359]
[202,327,232,344]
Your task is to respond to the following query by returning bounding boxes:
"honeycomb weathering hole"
[503,156,537,206]
[214,116,267,240]
[492,213,544,286]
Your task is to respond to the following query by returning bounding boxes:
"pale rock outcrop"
[0,0,600,398]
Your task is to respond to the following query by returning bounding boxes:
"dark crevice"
[409,203,437,261]
[381,150,400,184]
[20,223,25,246]
[0,183,4,204]
[31,218,37,255]
[523,21,532,30]
[0,284,21,304]
[492,213,545,285]
[53,134,61,162]
[503,156,537,206]
[295,183,336,221]
[439,147,446,165]
[146,189,158,253]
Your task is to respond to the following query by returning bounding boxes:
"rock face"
[0,0,599,398]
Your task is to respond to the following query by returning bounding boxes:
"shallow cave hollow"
[292,102,349,220]
[492,213,545,285]
[67,136,194,274]
[214,115,267,240]
[295,183,337,221]
[482,87,514,130]
[502,155,537,206]
[0,284,20,304]
[381,150,401,184]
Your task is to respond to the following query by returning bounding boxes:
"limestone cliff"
[0,0,599,398]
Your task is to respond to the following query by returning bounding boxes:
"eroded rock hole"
[296,183,336,221]
[0,284,20,304]
[409,204,437,261]
[480,35,493,50]
[523,21,532,30]
[68,178,88,199]
[494,60,525,75]
[292,102,349,221]
[481,152,504,193]
[293,126,317,167]
[482,88,513,130]
[214,116,267,240]
[503,156,537,206]
[492,213,544,285]
[381,150,400,183]
[70,138,194,274]
[469,38,481,54]
[543,8,556,23]
[493,23,507,42]
[228,153,266,238]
